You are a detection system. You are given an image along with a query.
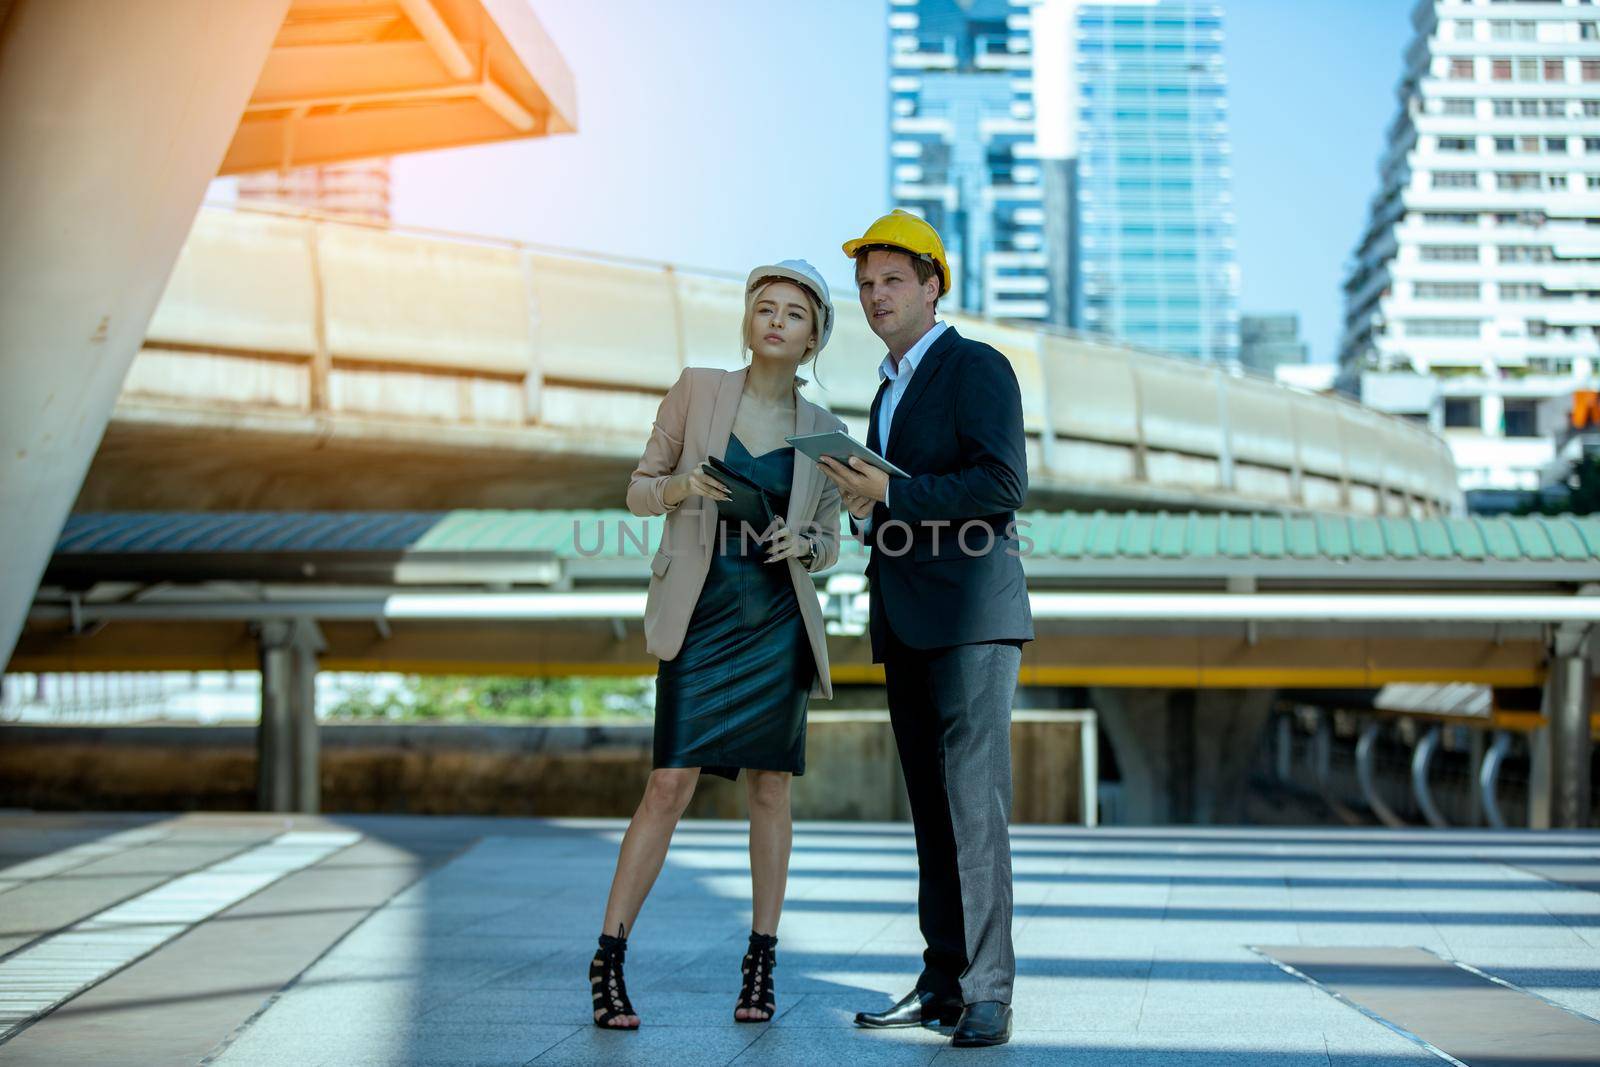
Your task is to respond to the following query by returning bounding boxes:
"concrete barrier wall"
[0,712,1088,823]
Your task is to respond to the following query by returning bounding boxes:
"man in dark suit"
[818,210,1033,1049]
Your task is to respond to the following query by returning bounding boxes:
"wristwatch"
[797,536,817,568]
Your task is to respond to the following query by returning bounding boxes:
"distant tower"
[1034,0,1240,362]
[237,157,392,223]
[887,0,1049,320]
[1339,0,1600,510]
[1240,313,1309,375]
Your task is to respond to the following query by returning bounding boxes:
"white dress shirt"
[862,319,948,529]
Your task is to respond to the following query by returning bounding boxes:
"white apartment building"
[1340,0,1600,509]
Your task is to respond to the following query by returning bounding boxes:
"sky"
[389,0,1417,365]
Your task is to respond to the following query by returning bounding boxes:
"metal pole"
[1410,725,1449,829]
[1081,712,1099,829]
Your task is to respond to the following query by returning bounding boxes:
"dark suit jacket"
[852,326,1035,662]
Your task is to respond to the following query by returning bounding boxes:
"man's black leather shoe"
[853,989,963,1028]
[951,1001,1012,1047]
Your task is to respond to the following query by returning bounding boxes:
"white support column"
[0,0,290,671]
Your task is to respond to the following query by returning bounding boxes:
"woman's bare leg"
[739,769,792,1021]
[594,767,700,1026]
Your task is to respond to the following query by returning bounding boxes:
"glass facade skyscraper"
[1066,1,1239,362]
[888,0,1049,319]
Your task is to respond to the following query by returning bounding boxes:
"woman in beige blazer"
[588,260,846,1031]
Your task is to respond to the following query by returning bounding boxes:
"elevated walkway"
[79,204,1464,516]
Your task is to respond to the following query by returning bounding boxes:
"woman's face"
[747,280,817,365]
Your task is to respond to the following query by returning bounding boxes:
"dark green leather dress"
[653,434,816,781]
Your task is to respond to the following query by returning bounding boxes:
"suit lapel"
[885,325,958,459]
[787,397,822,523]
[866,379,888,454]
[701,367,747,545]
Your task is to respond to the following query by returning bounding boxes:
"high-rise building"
[1034,0,1240,363]
[1339,0,1600,510]
[1240,312,1309,375]
[237,158,392,223]
[888,0,1049,319]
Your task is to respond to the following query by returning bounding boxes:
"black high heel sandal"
[590,925,639,1030]
[734,931,779,1023]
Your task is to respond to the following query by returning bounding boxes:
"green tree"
[1510,453,1600,517]
[326,675,652,722]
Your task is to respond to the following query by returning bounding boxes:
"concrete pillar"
[1545,625,1594,829]
[256,618,325,813]
[1090,686,1276,825]
[0,0,290,671]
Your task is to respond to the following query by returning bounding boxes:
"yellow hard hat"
[841,209,951,296]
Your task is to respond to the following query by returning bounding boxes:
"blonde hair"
[741,277,823,387]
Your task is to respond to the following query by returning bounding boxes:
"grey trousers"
[884,628,1020,1005]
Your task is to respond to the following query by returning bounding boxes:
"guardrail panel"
[1039,334,1140,447]
[319,226,529,375]
[526,254,680,389]
[147,208,317,356]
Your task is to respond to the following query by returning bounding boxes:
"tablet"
[786,430,909,479]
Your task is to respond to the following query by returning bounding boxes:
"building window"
[1545,137,1566,153]
[1449,57,1476,79]
[1517,58,1539,82]
[1433,170,1479,188]
[1503,399,1539,437]
[1588,174,1600,190]
[1583,22,1600,40]
[1584,59,1600,81]
[1499,282,1543,299]
[1587,101,1600,117]
[1543,58,1565,81]
[1499,245,1553,262]
[1453,20,1476,39]
[1490,20,1536,41]
[1444,397,1480,429]
[1415,281,1481,299]
[1547,173,1568,189]
[1493,99,1515,116]
[1496,171,1540,189]
[1439,136,1475,152]
[1543,99,1566,116]
[1404,319,1481,338]
[1421,245,1480,262]
[1492,58,1512,80]
[1586,138,1600,152]
[1442,98,1476,116]
[1526,319,1549,337]
[1518,99,1540,116]
[1423,212,1479,224]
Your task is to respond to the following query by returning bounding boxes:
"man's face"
[855,249,937,347]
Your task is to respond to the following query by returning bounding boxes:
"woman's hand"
[763,519,814,566]
[664,462,730,506]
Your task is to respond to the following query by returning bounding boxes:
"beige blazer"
[627,366,845,699]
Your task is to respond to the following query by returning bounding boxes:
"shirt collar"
[877,319,949,383]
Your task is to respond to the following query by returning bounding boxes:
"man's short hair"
[852,244,942,302]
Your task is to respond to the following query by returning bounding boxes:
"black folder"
[704,454,777,534]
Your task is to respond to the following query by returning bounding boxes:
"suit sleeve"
[885,349,1028,524]
[625,369,692,517]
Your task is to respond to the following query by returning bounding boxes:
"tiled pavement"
[1,814,1598,1065]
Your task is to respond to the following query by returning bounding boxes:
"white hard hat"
[744,258,834,355]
